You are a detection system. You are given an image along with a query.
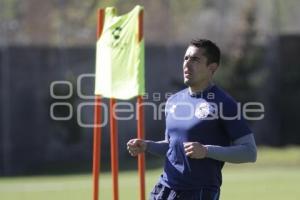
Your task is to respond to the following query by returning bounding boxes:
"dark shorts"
[149,182,220,200]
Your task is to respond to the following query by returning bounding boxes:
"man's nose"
[184,62,191,70]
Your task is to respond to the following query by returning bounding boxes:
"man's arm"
[144,140,169,156]
[127,130,169,157]
[205,133,257,163]
[127,139,169,157]
[184,134,257,163]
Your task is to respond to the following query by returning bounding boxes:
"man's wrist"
[204,145,209,158]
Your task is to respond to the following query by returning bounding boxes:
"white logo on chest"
[194,101,211,119]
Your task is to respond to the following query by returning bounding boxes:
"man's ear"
[208,63,218,74]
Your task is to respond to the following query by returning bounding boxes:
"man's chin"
[184,79,192,86]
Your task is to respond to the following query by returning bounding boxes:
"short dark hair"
[190,39,221,65]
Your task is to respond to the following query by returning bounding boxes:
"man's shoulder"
[166,88,189,102]
[212,85,238,104]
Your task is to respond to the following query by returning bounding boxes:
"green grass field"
[1,147,300,200]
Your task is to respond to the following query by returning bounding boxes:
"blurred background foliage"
[1,0,300,175]
[1,0,299,46]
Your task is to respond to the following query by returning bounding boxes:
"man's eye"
[192,58,200,62]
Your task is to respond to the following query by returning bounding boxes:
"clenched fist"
[127,139,147,156]
[183,142,208,159]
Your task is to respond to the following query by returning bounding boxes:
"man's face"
[183,46,213,88]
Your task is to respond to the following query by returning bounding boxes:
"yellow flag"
[95,5,145,100]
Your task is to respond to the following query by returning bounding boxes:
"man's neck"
[189,80,213,93]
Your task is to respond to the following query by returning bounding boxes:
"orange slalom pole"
[92,9,105,200]
[110,98,119,200]
[138,10,144,43]
[137,96,146,200]
[92,96,102,200]
[137,9,146,200]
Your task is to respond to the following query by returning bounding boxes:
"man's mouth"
[184,71,192,78]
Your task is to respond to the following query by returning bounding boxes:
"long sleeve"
[205,133,257,163]
[145,130,169,156]
[145,140,169,156]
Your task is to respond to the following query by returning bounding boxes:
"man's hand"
[127,139,147,157]
[183,142,208,159]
